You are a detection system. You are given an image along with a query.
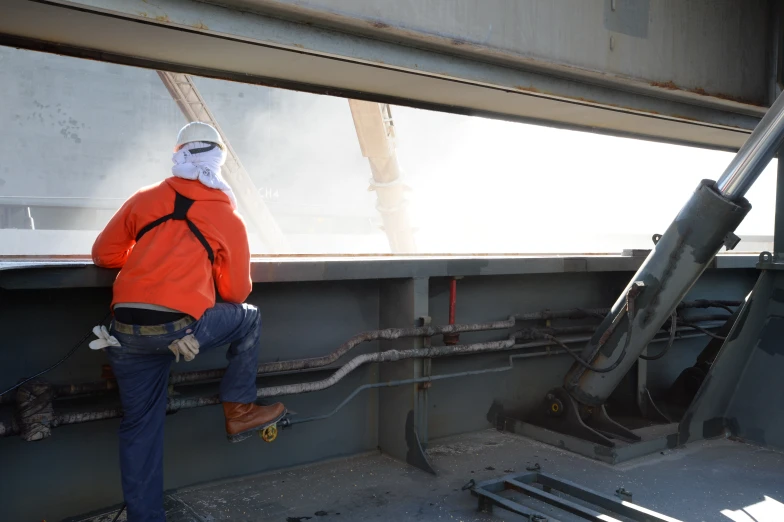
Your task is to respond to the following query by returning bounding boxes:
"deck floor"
[73,429,784,522]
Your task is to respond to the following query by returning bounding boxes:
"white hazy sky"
[3,45,776,256]
[391,106,777,253]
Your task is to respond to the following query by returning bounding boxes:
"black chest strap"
[135,192,215,264]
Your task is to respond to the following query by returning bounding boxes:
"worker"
[91,122,285,522]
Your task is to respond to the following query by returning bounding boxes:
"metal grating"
[470,471,682,522]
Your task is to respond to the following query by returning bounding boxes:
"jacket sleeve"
[213,211,253,303]
[91,195,137,268]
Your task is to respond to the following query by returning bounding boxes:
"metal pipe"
[0,330,712,438]
[289,355,528,427]
[775,143,784,253]
[678,300,742,310]
[716,91,784,199]
[173,317,517,386]
[513,308,607,321]
[516,318,728,339]
[257,338,517,398]
[288,330,709,427]
[27,321,725,404]
[0,313,587,402]
[0,303,738,405]
[449,279,457,325]
[444,278,460,345]
[564,180,750,407]
[0,324,639,403]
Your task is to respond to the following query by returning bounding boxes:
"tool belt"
[113,314,194,336]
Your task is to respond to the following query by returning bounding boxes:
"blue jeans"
[106,303,261,522]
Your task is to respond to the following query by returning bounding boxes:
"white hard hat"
[175,122,225,151]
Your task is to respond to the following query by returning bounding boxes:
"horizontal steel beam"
[0,254,762,289]
[218,0,770,108]
[0,0,768,150]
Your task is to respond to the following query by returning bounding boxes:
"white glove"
[168,331,200,362]
[89,325,120,350]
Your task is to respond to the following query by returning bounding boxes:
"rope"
[541,291,636,374]
[15,380,54,442]
[0,311,111,399]
[680,321,727,340]
[111,504,126,522]
[639,312,677,361]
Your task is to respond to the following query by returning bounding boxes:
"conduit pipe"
[0,323,724,438]
[287,330,711,427]
[0,316,518,404]
[0,302,738,405]
[443,278,460,345]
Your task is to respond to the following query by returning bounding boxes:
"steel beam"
[217,0,768,106]
[776,144,784,254]
[0,0,767,150]
[377,277,435,474]
[348,101,416,253]
[0,255,763,291]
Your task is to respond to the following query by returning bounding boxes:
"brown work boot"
[223,401,286,443]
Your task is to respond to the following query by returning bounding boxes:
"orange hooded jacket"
[92,177,252,319]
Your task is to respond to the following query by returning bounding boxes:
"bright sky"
[2,53,777,256]
[392,106,777,253]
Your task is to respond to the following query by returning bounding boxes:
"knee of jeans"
[245,304,260,321]
[242,304,261,331]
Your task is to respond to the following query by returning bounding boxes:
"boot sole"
[226,409,287,443]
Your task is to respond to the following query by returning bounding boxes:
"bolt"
[548,397,564,417]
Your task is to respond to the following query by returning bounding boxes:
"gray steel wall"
[223,0,771,105]
[682,269,784,450]
[0,263,758,521]
[1,0,771,150]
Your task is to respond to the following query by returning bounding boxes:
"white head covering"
[171,141,237,209]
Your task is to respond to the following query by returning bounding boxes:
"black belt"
[113,316,195,335]
[114,308,188,326]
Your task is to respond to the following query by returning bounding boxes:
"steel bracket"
[756,251,784,270]
[723,231,741,251]
[530,387,640,447]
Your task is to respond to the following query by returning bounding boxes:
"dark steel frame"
[471,471,682,522]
